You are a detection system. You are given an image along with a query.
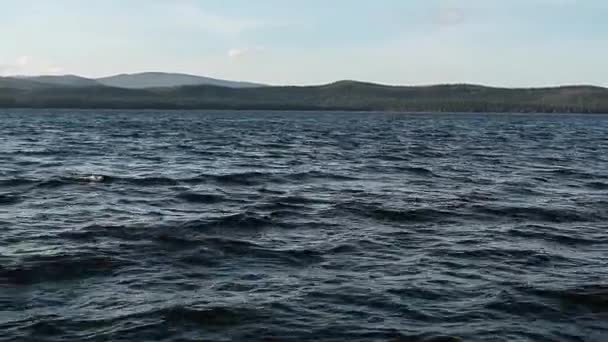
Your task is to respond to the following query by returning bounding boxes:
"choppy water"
[1,110,608,342]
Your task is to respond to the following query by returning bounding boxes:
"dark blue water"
[1,110,607,342]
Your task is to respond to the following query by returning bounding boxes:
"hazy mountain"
[21,75,101,87]
[0,76,51,89]
[1,80,607,113]
[96,72,265,89]
[2,72,266,89]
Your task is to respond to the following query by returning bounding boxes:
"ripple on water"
[1,110,607,341]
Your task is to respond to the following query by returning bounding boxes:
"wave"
[336,203,462,224]
[226,170,366,185]
[158,305,265,326]
[484,292,564,318]
[256,187,286,195]
[433,247,569,266]
[506,225,602,246]
[530,285,608,312]
[208,171,274,186]
[275,195,330,205]
[255,201,307,212]
[325,243,360,254]
[287,170,359,182]
[59,212,277,244]
[75,175,107,182]
[202,170,359,185]
[456,191,499,203]
[253,195,328,213]
[30,175,179,188]
[180,212,274,230]
[58,224,145,242]
[35,178,74,188]
[472,205,600,223]
[372,154,411,162]
[1,169,361,191]
[370,207,459,223]
[0,178,37,187]
[176,192,225,204]
[124,176,180,186]
[0,194,21,205]
[0,253,131,285]
[586,181,608,190]
[390,334,463,342]
[386,286,446,301]
[186,236,324,266]
[542,168,604,180]
[6,149,62,156]
[25,175,113,188]
[400,166,438,177]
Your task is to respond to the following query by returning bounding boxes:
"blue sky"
[1,0,607,86]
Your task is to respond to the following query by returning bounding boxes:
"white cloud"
[46,66,64,74]
[227,48,247,59]
[0,57,30,75]
[0,56,64,76]
[227,47,263,60]
[16,55,32,66]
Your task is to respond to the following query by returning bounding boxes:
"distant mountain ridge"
[1,76,607,113]
[0,77,50,89]
[96,72,265,89]
[5,72,266,89]
[19,75,101,87]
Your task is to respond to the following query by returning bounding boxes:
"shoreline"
[1,107,607,115]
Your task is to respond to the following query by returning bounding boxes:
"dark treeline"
[1,81,608,113]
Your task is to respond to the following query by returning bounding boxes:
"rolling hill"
[1,79,607,113]
[19,75,101,87]
[0,77,52,89]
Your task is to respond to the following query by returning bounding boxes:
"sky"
[1,0,607,87]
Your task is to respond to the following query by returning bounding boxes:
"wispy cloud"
[227,47,263,60]
[0,56,32,75]
[227,48,247,59]
[46,66,64,74]
[16,55,31,66]
[0,56,62,76]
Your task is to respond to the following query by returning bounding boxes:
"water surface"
[1,110,607,341]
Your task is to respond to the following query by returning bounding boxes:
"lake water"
[1,110,607,341]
